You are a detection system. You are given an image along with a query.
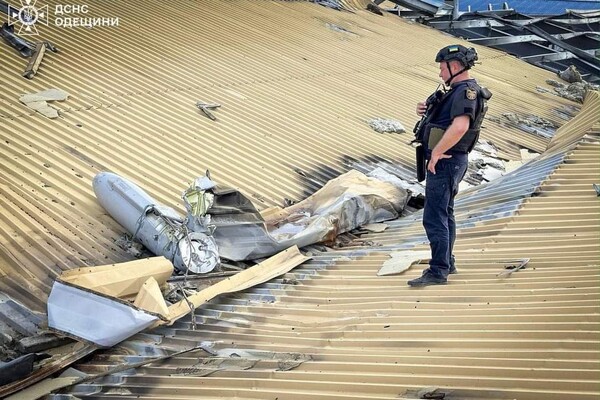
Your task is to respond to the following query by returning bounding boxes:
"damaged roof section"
[48,92,600,400]
[458,0,600,16]
[427,10,600,83]
[379,1,600,83]
[1,0,598,396]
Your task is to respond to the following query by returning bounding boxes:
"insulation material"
[59,257,173,299]
[212,170,409,261]
[378,250,430,276]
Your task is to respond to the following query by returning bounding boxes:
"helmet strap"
[444,61,467,85]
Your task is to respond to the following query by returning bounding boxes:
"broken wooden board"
[60,257,173,299]
[164,245,310,324]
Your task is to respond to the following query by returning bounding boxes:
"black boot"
[407,269,447,287]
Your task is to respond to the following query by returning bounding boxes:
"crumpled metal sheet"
[211,169,410,261]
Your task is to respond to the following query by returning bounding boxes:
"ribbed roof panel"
[1,2,599,397]
[57,94,600,400]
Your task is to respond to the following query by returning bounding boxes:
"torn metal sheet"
[0,353,50,387]
[377,250,430,276]
[164,246,310,323]
[8,346,207,400]
[93,172,219,273]
[18,88,69,119]
[48,258,173,347]
[47,281,161,348]
[211,169,409,261]
[0,342,96,398]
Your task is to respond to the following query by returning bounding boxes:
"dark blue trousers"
[423,155,468,278]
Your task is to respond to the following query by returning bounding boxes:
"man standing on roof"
[408,44,492,287]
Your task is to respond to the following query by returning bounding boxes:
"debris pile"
[95,169,409,265]
[546,78,600,103]
[367,118,406,134]
[1,22,58,79]
[558,65,582,83]
[501,112,558,138]
[19,89,69,119]
[47,248,309,348]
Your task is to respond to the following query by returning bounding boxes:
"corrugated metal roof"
[1,0,576,315]
[56,91,600,399]
[1,0,599,397]
[460,0,600,15]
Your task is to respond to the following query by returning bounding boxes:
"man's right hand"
[416,101,427,116]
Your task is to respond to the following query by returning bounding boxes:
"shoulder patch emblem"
[466,88,477,100]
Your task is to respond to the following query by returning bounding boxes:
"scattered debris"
[496,258,530,278]
[468,149,506,183]
[0,353,51,387]
[558,65,582,84]
[377,250,430,276]
[22,42,46,79]
[172,358,256,377]
[474,139,499,157]
[12,345,209,400]
[195,101,221,120]
[361,223,388,233]
[503,148,539,173]
[47,247,308,347]
[213,169,409,261]
[48,257,174,347]
[545,79,600,103]
[502,112,558,138]
[366,2,384,15]
[367,118,406,134]
[114,234,146,257]
[417,386,446,399]
[535,86,551,94]
[325,22,357,35]
[313,0,346,12]
[19,89,69,119]
[218,348,311,371]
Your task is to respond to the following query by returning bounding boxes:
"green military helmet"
[435,45,478,69]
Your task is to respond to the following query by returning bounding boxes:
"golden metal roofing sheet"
[1,1,599,398]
